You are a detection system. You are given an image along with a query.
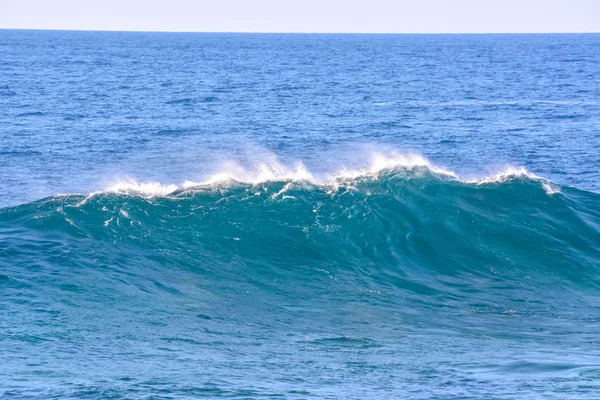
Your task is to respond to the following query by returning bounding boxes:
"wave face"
[2,168,600,398]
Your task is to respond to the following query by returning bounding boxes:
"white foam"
[330,152,456,181]
[465,167,540,185]
[188,159,314,186]
[105,180,179,196]
[91,152,557,197]
[542,182,560,195]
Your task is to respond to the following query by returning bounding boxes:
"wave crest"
[101,152,556,197]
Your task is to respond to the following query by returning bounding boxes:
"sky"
[1,0,599,33]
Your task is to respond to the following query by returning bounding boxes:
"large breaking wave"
[2,158,599,328]
[2,156,600,399]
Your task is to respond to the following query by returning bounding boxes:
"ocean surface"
[1,30,600,399]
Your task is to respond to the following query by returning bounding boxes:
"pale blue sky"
[1,0,599,33]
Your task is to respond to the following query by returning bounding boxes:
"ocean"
[1,30,599,399]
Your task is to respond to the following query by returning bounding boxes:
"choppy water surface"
[1,31,600,399]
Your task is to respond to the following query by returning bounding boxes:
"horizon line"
[1,28,599,35]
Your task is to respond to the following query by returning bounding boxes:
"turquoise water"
[1,31,600,398]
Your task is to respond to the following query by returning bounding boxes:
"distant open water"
[1,31,600,399]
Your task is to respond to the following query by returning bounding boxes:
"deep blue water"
[1,31,600,399]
